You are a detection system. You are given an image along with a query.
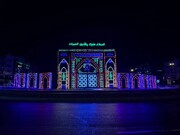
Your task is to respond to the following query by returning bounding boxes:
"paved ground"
[0,88,180,102]
[0,101,180,135]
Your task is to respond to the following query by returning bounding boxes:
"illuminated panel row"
[14,73,52,89]
[117,73,157,89]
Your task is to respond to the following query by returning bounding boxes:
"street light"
[169,62,175,66]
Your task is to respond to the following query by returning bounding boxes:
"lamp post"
[169,62,175,85]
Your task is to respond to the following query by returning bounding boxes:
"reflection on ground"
[0,101,180,135]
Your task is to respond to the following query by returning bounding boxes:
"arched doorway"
[122,78,126,88]
[106,58,115,88]
[30,78,34,88]
[58,59,69,89]
[43,77,48,89]
[134,78,138,88]
[108,67,114,88]
[61,68,67,89]
[144,79,147,88]
[77,59,98,88]
[20,78,23,87]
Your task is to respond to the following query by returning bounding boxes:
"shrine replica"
[57,49,117,89]
[13,42,157,90]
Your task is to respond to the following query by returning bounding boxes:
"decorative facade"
[14,72,52,89]
[57,49,117,89]
[117,73,156,89]
[13,49,157,90]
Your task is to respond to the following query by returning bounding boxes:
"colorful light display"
[14,72,52,89]
[13,48,157,90]
[118,73,130,89]
[69,42,105,47]
[26,73,38,88]
[117,73,157,89]
[14,73,26,88]
[57,49,117,89]
[39,72,52,89]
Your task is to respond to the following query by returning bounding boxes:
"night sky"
[1,1,180,73]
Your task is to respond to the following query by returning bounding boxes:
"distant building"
[130,63,152,75]
[0,54,37,86]
[163,58,180,85]
[153,69,166,86]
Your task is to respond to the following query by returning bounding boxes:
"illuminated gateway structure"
[14,43,157,90]
[57,48,157,89]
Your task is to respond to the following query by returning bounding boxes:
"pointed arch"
[30,78,34,87]
[61,67,67,82]
[105,58,115,70]
[78,63,97,73]
[76,58,99,72]
[105,58,116,88]
[107,66,113,71]
[132,74,139,89]
[39,72,52,89]
[59,58,68,65]
[120,74,128,89]
[43,77,48,89]
[105,58,115,65]
[26,73,38,89]
[58,58,69,72]
[57,58,69,89]
[76,58,99,88]
[61,67,67,72]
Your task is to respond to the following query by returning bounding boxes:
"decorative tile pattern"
[88,74,97,87]
[78,74,87,87]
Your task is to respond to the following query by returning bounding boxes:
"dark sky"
[1,1,180,73]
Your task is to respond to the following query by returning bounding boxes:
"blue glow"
[2,102,174,134]
[106,53,114,56]
[60,53,68,57]
[72,53,102,57]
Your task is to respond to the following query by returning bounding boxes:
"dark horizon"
[1,1,180,73]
